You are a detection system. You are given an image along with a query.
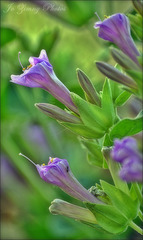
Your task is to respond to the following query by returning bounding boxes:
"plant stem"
[132,182,142,203]
[138,210,143,222]
[102,148,130,195]
[129,221,143,235]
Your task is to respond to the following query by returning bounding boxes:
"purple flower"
[94,14,140,63]
[119,156,143,182]
[36,157,101,203]
[111,137,138,163]
[111,137,143,182]
[11,50,78,114]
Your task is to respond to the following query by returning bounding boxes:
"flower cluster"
[111,137,143,182]
[12,7,143,235]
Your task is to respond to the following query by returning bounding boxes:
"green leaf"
[110,117,143,140]
[58,121,105,139]
[36,29,59,54]
[115,91,131,106]
[110,79,122,103]
[65,1,96,26]
[101,181,140,220]
[71,93,109,131]
[1,27,17,47]
[102,79,115,127]
[87,153,102,168]
[80,139,108,168]
[103,133,113,147]
[85,203,128,234]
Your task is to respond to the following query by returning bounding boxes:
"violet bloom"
[11,50,78,114]
[94,13,140,63]
[119,156,143,182]
[19,154,101,203]
[111,137,138,163]
[111,137,143,182]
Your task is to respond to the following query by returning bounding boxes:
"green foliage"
[101,79,115,127]
[58,121,104,139]
[128,13,143,40]
[101,181,140,220]
[115,91,131,107]
[1,27,17,46]
[80,139,106,168]
[109,117,143,140]
[85,202,128,234]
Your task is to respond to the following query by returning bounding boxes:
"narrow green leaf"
[103,133,113,147]
[102,79,115,127]
[110,117,143,140]
[101,181,140,220]
[115,91,131,106]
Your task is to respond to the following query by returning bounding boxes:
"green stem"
[129,221,143,235]
[132,182,142,203]
[102,148,130,195]
[109,159,130,194]
[138,210,143,222]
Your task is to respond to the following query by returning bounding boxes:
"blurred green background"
[1,0,141,239]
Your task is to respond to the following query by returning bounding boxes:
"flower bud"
[35,103,82,124]
[96,61,137,89]
[111,48,141,71]
[49,199,97,224]
[77,69,100,106]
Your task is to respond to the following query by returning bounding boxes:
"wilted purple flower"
[94,13,140,63]
[111,137,143,182]
[10,50,78,114]
[119,156,143,182]
[111,137,138,163]
[19,154,101,203]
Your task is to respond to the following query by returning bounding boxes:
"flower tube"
[94,13,140,63]
[11,50,78,114]
[19,154,102,204]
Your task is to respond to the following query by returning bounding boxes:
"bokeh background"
[1,0,141,239]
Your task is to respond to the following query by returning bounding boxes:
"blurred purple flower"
[94,13,140,63]
[119,156,143,182]
[36,157,101,203]
[111,137,143,182]
[111,137,138,163]
[11,50,78,114]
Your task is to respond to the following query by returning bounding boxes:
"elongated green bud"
[49,199,97,224]
[35,103,82,124]
[111,48,141,71]
[96,62,137,89]
[77,69,100,106]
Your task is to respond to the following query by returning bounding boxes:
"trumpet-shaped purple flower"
[94,13,140,63]
[111,137,143,182]
[11,50,78,114]
[36,157,101,203]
